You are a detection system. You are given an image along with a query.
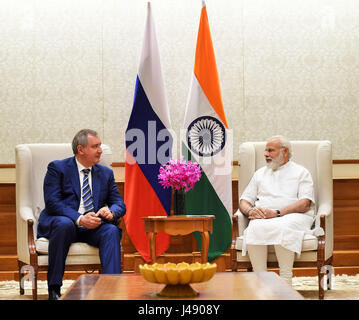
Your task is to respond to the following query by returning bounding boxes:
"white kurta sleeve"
[239,173,258,205]
[297,168,315,204]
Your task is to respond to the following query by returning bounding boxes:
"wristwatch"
[276,210,281,217]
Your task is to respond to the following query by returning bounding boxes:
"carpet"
[0,274,359,300]
[293,274,359,300]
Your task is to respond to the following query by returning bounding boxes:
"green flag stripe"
[182,143,232,261]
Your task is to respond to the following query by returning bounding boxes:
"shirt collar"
[275,160,291,172]
[75,157,92,173]
[266,160,291,173]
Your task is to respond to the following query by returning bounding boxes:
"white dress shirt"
[75,158,93,226]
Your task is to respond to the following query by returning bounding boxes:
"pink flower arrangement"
[158,157,202,192]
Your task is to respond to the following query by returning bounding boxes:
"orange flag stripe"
[193,5,228,129]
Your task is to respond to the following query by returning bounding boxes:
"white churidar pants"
[242,214,324,286]
[247,244,295,286]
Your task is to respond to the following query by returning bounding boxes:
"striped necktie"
[82,168,94,213]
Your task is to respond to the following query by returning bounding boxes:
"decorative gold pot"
[139,262,217,297]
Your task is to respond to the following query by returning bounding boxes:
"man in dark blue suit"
[37,129,126,300]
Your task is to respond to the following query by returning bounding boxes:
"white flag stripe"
[138,2,171,130]
[183,75,218,128]
[183,74,232,216]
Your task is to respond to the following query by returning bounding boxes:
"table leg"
[149,232,157,263]
[201,231,210,263]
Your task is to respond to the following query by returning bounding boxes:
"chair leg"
[121,248,124,273]
[230,244,238,272]
[327,264,333,290]
[32,266,38,300]
[231,260,238,272]
[32,278,37,300]
[18,261,38,299]
[318,265,325,300]
[18,260,25,295]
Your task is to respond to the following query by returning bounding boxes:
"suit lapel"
[92,165,100,211]
[69,157,81,201]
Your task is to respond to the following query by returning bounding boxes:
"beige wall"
[1,0,359,164]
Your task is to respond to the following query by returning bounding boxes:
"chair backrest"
[15,143,112,238]
[238,140,333,215]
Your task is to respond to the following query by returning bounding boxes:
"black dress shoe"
[48,288,61,300]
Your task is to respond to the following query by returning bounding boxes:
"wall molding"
[333,160,359,164]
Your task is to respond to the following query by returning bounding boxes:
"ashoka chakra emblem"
[186,116,226,157]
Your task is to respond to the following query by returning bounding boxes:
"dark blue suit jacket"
[37,156,126,239]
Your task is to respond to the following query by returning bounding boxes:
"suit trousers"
[47,216,122,287]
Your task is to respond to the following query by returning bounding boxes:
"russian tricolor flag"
[124,2,172,262]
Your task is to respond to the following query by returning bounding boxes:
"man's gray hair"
[72,129,98,154]
[267,135,292,159]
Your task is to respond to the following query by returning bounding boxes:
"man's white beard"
[266,151,285,171]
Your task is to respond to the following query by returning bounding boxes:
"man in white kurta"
[239,136,315,285]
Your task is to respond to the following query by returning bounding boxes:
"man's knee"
[48,217,76,255]
[97,224,121,248]
[52,216,76,236]
[103,224,121,239]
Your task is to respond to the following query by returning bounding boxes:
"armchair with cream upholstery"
[16,143,116,300]
[231,140,333,300]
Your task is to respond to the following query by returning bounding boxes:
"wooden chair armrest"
[27,219,39,267]
[232,215,239,240]
[319,215,326,232]
[317,215,326,263]
[27,220,37,255]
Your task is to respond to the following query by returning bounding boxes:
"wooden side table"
[142,215,215,264]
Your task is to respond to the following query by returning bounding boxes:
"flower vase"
[174,189,186,215]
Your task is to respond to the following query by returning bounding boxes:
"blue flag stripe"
[126,76,172,215]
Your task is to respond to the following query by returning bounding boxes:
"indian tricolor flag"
[124,2,172,262]
[182,1,232,261]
